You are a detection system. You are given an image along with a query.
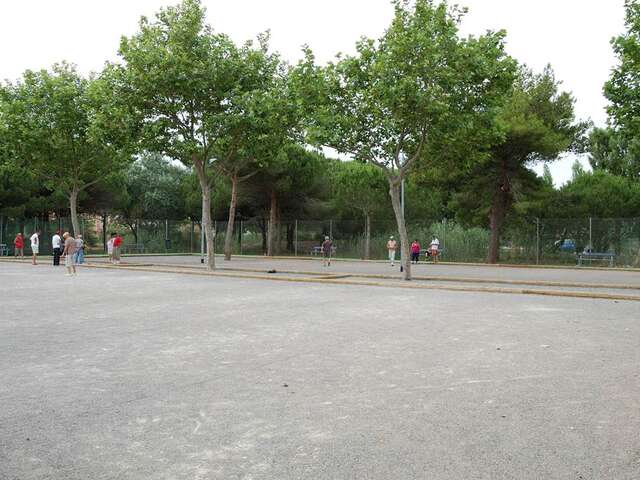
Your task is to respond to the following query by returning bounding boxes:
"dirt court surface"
[2,258,640,479]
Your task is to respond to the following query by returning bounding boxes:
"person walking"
[29,231,40,265]
[52,230,62,266]
[322,236,333,267]
[112,232,123,264]
[61,232,78,276]
[386,236,398,266]
[74,234,85,265]
[14,233,24,259]
[429,235,440,263]
[411,239,421,264]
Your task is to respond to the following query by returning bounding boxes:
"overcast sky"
[1,0,626,185]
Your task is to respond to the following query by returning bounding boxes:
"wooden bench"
[577,252,615,267]
[121,243,145,255]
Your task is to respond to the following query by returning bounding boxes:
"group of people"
[13,230,86,274]
[319,234,440,268]
[106,232,123,264]
[387,235,440,266]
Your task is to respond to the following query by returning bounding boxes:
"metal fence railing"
[1,215,639,267]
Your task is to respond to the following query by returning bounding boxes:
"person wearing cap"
[321,235,333,267]
[13,232,24,259]
[386,235,398,266]
[62,232,78,276]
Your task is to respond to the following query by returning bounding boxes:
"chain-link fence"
[1,214,639,267]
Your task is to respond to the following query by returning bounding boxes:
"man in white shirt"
[429,236,440,263]
[30,231,40,265]
[52,230,62,266]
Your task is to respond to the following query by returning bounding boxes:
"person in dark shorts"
[322,236,333,267]
[411,239,421,264]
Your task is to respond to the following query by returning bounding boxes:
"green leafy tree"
[591,1,640,179]
[114,153,188,241]
[119,0,266,269]
[217,38,303,261]
[246,144,329,256]
[304,0,516,279]
[0,63,135,236]
[452,67,583,263]
[331,161,388,259]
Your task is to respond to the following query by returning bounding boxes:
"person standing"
[61,232,77,276]
[74,234,85,265]
[112,232,123,264]
[321,235,333,267]
[107,233,115,263]
[429,235,440,263]
[52,230,62,266]
[411,239,421,264]
[386,236,398,266]
[29,231,40,265]
[14,233,24,259]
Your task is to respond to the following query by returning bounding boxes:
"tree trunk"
[259,217,267,254]
[194,158,215,270]
[69,187,81,236]
[487,192,506,264]
[102,213,107,252]
[388,180,411,280]
[267,190,277,257]
[286,222,294,253]
[364,212,371,260]
[224,172,239,261]
[126,222,138,243]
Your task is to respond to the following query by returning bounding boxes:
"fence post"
[536,217,540,265]
[329,219,333,239]
[443,218,447,258]
[239,220,243,256]
[0,215,3,244]
[589,217,593,249]
[295,220,298,257]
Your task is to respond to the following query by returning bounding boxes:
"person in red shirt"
[14,233,24,259]
[112,232,123,264]
[410,239,421,264]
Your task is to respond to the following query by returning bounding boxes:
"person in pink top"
[410,239,421,264]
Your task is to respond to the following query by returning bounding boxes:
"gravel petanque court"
[1,261,639,479]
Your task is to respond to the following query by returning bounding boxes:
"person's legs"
[77,249,84,264]
[389,250,395,265]
[53,247,60,266]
